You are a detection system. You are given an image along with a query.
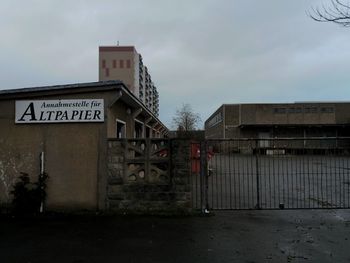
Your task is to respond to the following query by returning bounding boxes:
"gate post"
[200,140,209,213]
[255,139,261,209]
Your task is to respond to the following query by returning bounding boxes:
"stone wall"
[106,139,191,214]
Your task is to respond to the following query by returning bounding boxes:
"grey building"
[205,102,350,140]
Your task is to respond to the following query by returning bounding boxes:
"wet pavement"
[197,154,350,210]
[0,210,349,263]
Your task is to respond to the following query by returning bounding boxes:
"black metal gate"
[191,138,350,210]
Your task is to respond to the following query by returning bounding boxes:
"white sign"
[15,99,104,123]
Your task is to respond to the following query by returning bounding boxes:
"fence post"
[145,138,150,181]
[200,140,209,213]
[255,139,261,209]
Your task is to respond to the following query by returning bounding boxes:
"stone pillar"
[106,138,192,214]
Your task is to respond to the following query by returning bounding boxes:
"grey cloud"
[0,0,349,128]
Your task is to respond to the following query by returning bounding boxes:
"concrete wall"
[106,139,192,214]
[99,47,160,117]
[107,100,129,138]
[0,82,168,213]
[335,103,350,124]
[205,105,224,139]
[206,103,350,139]
[0,90,118,211]
[239,103,339,126]
[99,48,136,93]
[224,104,240,126]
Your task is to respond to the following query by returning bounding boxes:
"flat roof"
[99,46,136,52]
[222,101,350,106]
[0,80,168,132]
[0,80,123,96]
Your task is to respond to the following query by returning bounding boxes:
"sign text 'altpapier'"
[15,99,104,123]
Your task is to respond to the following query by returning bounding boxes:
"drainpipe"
[39,152,45,213]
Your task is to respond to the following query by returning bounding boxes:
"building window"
[304,107,318,113]
[105,68,109,77]
[119,60,124,68]
[134,119,144,138]
[102,59,106,68]
[126,60,131,68]
[207,112,222,128]
[295,107,302,113]
[113,60,117,68]
[116,120,126,138]
[288,107,302,114]
[311,107,318,113]
[321,107,334,113]
[274,108,286,114]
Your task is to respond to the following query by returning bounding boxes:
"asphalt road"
[1,210,349,263]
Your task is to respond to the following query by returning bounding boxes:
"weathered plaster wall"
[0,90,115,211]
[0,140,36,204]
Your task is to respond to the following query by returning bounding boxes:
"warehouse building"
[205,102,350,150]
[0,80,167,211]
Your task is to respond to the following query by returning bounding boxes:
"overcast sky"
[1,0,350,128]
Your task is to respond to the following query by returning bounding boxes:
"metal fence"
[191,138,350,210]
